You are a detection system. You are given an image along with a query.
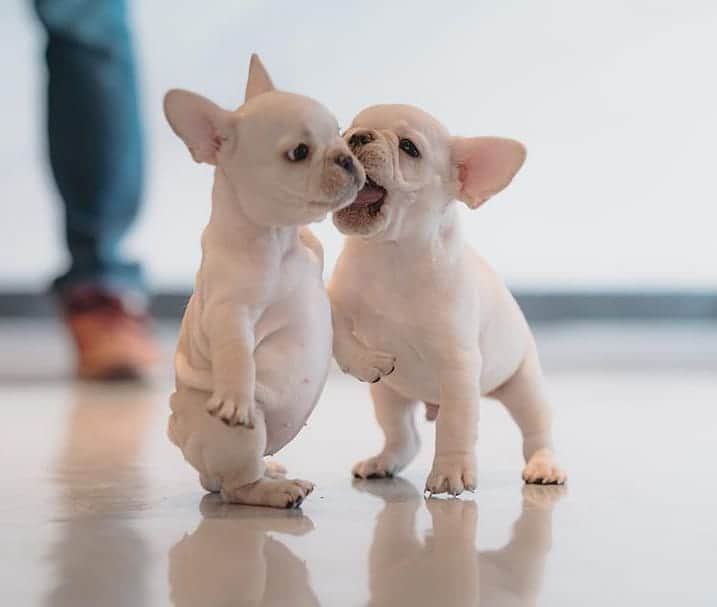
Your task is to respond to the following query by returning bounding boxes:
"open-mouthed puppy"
[329,104,566,495]
[164,55,363,508]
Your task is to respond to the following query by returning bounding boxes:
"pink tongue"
[353,185,384,206]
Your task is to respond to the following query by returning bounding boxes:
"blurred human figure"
[33,0,158,379]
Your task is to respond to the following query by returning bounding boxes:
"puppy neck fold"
[350,203,463,262]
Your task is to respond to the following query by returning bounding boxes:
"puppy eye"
[287,143,310,162]
[398,138,420,158]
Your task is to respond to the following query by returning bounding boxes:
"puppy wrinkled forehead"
[351,104,449,140]
[241,91,339,141]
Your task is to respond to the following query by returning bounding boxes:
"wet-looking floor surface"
[1,321,715,606]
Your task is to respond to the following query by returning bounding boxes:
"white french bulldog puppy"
[330,104,566,495]
[165,55,364,508]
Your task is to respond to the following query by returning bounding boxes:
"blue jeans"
[34,0,145,297]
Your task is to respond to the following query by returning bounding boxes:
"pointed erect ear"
[163,89,233,165]
[245,53,275,101]
[450,137,526,209]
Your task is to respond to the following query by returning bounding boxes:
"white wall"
[1,0,715,292]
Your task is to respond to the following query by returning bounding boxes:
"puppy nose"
[348,130,375,149]
[334,153,355,174]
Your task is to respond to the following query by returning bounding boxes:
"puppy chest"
[352,306,443,400]
[255,278,331,343]
[266,250,319,301]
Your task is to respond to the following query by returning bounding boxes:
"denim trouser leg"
[34,0,145,296]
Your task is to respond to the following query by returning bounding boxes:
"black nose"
[348,131,375,148]
[335,153,355,174]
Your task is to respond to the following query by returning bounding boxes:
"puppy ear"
[245,53,275,101]
[163,89,233,165]
[450,137,526,208]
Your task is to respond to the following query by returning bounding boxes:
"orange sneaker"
[61,288,160,380]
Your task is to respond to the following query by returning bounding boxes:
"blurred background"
[2,0,715,302]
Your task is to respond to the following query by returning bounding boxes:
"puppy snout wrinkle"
[334,153,355,174]
[349,130,375,149]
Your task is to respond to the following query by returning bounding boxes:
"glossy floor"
[1,321,715,606]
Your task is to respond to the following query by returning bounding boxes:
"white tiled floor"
[0,320,715,606]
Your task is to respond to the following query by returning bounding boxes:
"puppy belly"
[383,363,441,404]
[257,353,329,455]
[477,286,533,394]
[255,325,332,455]
[352,323,526,403]
[379,343,526,403]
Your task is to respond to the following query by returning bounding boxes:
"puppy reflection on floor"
[46,386,154,607]
[169,495,319,607]
[355,479,564,607]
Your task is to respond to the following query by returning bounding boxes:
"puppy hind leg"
[353,382,420,479]
[218,409,315,508]
[490,343,567,485]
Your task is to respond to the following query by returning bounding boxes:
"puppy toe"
[205,396,222,415]
[374,353,397,376]
[292,479,315,494]
[352,456,396,479]
[522,450,567,486]
[286,496,304,509]
[234,413,254,429]
[217,401,238,425]
[425,474,447,496]
[367,470,393,479]
[447,475,464,497]
[462,470,477,492]
[283,479,313,507]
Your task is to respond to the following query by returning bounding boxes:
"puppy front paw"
[339,349,396,383]
[425,453,477,496]
[206,391,256,428]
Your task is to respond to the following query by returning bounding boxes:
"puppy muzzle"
[317,145,364,207]
[345,128,420,193]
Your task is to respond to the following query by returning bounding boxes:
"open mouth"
[356,176,387,217]
[334,176,387,231]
